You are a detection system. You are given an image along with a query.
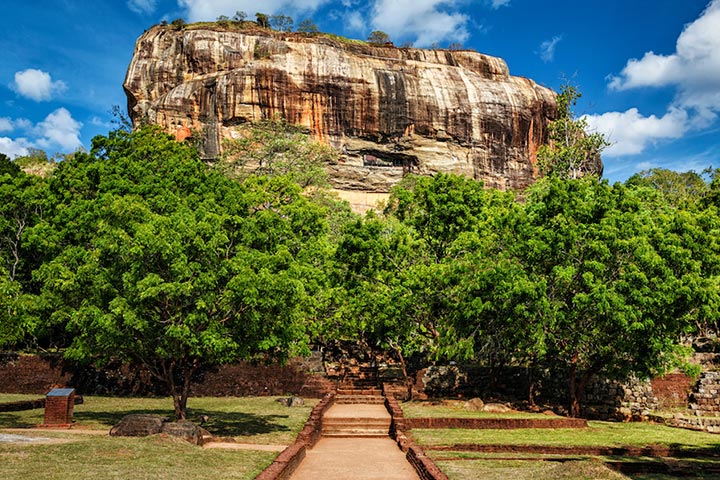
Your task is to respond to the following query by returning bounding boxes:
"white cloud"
[490,0,510,8]
[594,0,720,161]
[608,0,720,117]
[11,69,67,102]
[0,137,31,158]
[34,108,83,152]
[177,0,330,22]
[127,0,157,15]
[0,109,82,158]
[539,35,562,63]
[345,10,366,32]
[584,107,689,157]
[0,118,13,132]
[371,0,469,47]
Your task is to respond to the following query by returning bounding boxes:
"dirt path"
[289,402,419,480]
[289,437,419,480]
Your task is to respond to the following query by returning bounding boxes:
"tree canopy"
[2,115,719,419]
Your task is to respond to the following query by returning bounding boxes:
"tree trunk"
[568,363,594,418]
[527,365,536,407]
[164,360,190,420]
[390,340,413,401]
[569,363,580,417]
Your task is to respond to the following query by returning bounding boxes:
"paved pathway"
[289,402,419,480]
[289,437,419,480]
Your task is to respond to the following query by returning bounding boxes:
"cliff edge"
[124,25,584,198]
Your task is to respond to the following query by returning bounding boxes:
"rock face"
[124,25,582,196]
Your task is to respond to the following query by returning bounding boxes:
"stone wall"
[0,353,334,398]
[689,371,720,416]
[581,375,658,421]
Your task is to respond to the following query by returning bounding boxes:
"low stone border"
[406,417,587,429]
[254,392,335,480]
[0,396,83,413]
[648,413,720,434]
[425,443,720,458]
[385,396,449,480]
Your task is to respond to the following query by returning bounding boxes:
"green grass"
[0,393,44,403]
[0,394,316,444]
[0,394,318,480]
[410,421,720,450]
[400,401,551,419]
[0,435,275,480]
[435,459,628,480]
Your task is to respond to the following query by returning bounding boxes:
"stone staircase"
[321,409,392,437]
[336,363,384,405]
[321,362,390,437]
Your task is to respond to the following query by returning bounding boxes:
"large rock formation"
[124,25,592,202]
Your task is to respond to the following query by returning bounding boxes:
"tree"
[514,177,713,416]
[537,84,608,179]
[367,30,391,45]
[626,168,707,208]
[233,11,247,22]
[270,14,294,32]
[220,117,335,188]
[33,127,326,419]
[0,153,20,177]
[333,214,443,397]
[255,12,270,29]
[170,18,186,30]
[296,19,319,33]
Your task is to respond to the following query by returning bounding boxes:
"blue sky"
[1,0,718,183]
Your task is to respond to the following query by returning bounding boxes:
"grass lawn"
[411,423,720,480]
[400,400,552,419]
[0,435,276,480]
[409,421,720,450]
[0,394,317,444]
[0,394,318,480]
[434,458,628,480]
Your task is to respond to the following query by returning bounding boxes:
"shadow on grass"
[74,409,291,438]
[0,411,44,428]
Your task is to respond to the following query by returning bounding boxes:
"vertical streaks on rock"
[124,26,599,201]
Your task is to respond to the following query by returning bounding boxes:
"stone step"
[336,388,383,396]
[335,396,385,405]
[322,430,389,438]
[323,417,391,427]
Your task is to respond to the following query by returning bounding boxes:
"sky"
[1,0,719,183]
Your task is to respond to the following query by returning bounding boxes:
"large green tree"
[514,177,717,415]
[32,127,327,418]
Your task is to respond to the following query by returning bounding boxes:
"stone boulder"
[110,414,168,437]
[110,414,209,444]
[276,396,305,407]
[161,420,207,445]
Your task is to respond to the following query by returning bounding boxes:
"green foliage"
[296,19,319,33]
[367,30,391,45]
[220,117,334,188]
[233,11,247,22]
[255,12,269,28]
[27,126,327,419]
[270,14,293,32]
[170,18,186,30]
[538,84,609,179]
[626,167,707,208]
[0,153,20,177]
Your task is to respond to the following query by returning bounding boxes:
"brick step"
[335,396,385,405]
[323,418,391,428]
[336,388,383,396]
[322,431,389,438]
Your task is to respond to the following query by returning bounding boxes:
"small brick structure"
[42,388,75,427]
